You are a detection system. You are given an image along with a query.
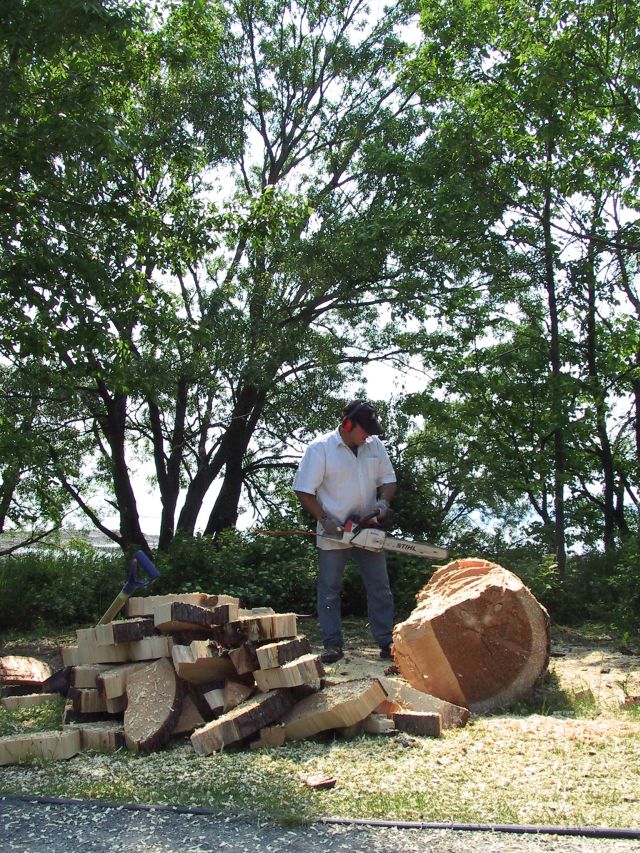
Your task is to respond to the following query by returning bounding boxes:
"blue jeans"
[316,547,394,650]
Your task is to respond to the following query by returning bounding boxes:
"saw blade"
[382,536,449,560]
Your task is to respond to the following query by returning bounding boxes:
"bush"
[158,529,317,614]
[0,547,125,632]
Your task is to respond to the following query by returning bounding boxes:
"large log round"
[392,558,550,714]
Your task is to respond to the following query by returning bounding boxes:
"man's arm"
[294,490,325,522]
[295,490,343,534]
[378,482,397,504]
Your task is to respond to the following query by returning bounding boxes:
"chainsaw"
[256,512,449,561]
[323,512,449,560]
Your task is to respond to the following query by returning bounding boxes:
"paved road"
[1,797,639,852]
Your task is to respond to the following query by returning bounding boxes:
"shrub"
[0,547,124,632]
[159,529,317,614]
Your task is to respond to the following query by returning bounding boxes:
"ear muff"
[342,401,365,433]
[342,403,367,432]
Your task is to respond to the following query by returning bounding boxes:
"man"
[293,400,397,664]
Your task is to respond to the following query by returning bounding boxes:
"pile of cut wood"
[0,592,470,766]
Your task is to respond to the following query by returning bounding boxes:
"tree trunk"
[95,382,149,554]
[583,218,618,550]
[542,135,566,576]
[148,376,188,552]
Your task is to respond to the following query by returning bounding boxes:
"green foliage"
[0,548,125,632]
[156,529,317,613]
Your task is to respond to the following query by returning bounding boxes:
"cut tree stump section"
[0,729,81,766]
[173,695,207,735]
[376,677,470,729]
[393,710,442,737]
[0,656,52,688]
[279,678,387,742]
[393,558,550,713]
[255,637,312,670]
[253,653,324,692]
[97,662,150,699]
[191,690,294,754]
[125,593,240,619]
[171,640,235,684]
[123,657,183,753]
[222,679,255,712]
[228,643,260,675]
[94,618,155,646]
[1,693,64,710]
[153,601,239,633]
[222,613,297,647]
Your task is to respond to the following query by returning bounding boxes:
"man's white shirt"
[293,428,396,550]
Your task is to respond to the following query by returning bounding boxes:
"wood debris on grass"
[0,591,469,766]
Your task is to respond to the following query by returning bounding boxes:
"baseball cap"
[343,400,384,436]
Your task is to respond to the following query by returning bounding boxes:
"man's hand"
[320,514,343,534]
[373,498,390,521]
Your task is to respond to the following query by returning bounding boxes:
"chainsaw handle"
[121,550,160,595]
[349,510,381,535]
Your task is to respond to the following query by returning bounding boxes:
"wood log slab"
[171,640,235,684]
[362,713,396,735]
[128,636,173,661]
[228,643,260,675]
[173,694,206,735]
[0,729,81,766]
[255,636,312,670]
[202,686,225,716]
[376,677,470,729]
[279,678,387,742]
[190,689,293,755]
[69,687,109,715]
[126,593,240,618]
[0,656,52,687]
[72,722,126,752]
[223,679,255,712]
[222,613,297,647]
[123,658,183,753]
[393,558,550,714]
[393,710,442,737]
[71,665,113,689]
[1,693,64,710]
[94,617,155,646]
[153,601,239,633]
[97,662,150,699]
[253,654,324,692]
[62,640,130,667]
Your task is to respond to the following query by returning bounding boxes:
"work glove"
[373,498,390,521]
[320,514,343,535]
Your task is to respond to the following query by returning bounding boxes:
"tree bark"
[583,214,619,549]
[542,134,566,577]
[95,382,149,554]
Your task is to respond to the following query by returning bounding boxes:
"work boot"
[321,646,343,664]
[379,645,393,660]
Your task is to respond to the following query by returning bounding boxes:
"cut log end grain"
[0,656,53,688]
[393,558,550,714]
[0,729,81,766]
[1,693,65,710]
[280,678,387,742]
[392,710,442,738]
[191,689,294,755]
[123,658,183,753]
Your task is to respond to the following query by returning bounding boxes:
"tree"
[401,0,640,563]
[2,0,433,552]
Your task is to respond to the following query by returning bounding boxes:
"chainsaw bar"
[321,526,449,560]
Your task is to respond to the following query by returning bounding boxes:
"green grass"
[1,620,639,828]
